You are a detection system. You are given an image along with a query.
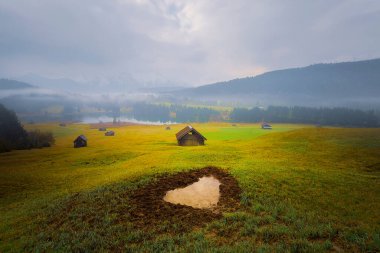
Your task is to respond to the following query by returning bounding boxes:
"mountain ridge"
[174,58,380,108]
[0,79,35,90]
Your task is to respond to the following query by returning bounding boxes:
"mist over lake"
[80,115,177,125]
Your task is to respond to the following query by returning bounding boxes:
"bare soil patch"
[128,166,241,229]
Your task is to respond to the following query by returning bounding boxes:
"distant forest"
[128,103,380,127]
[131,103,220,122]
[1,95,379,127]
[230,106,379,127]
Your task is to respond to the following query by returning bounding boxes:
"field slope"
[0,123,379,252]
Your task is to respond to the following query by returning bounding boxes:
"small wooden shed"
[261,122,272,129]
[105,131,115,136]
[176,125,206,146]
[74,135,87,148]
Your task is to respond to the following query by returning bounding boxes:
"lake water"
[163,176,221,209]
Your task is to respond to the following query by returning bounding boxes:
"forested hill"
[177,58,380,108]
[0,79,35,89]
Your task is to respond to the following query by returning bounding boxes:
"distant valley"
[1,59,380,125]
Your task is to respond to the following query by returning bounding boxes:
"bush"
[27,130,55,148]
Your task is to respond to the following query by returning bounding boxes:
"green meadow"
[0,123,379,252]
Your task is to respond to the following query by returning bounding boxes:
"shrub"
[27,130,55,148]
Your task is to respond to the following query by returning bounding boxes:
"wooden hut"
[99,127,107,131]
[261,122,272,129]
[74,135,87,148]
[105,131,115,136]
[176,125,207,146]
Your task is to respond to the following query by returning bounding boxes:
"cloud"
[0,0,379,87]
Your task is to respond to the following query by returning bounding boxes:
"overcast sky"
[1,0,380,87]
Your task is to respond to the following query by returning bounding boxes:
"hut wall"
[178,133,204,146]
[74,139,87,148]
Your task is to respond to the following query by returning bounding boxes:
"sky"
[0,0,380,87]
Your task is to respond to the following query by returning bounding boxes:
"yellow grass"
[0,122,379,251]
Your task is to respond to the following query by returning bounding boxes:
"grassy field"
[0,123,379,252]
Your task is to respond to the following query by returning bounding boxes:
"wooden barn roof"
[74,135,87,142]
[176,125,207,141]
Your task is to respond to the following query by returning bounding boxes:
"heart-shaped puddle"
[163,176,221,209]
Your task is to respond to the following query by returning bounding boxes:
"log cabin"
[74,135,87,148]
[176,125,206,146]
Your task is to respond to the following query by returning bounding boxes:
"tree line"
[131,103,220,122]
[230,106,379,127]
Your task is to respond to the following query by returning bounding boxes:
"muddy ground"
[128,166,242,230]
[30,166,242,250]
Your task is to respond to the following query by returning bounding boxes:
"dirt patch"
[128,166,241,230]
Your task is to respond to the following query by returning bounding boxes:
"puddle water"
[163,176,221,209]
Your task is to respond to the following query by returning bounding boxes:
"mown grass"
[0,123,379,252]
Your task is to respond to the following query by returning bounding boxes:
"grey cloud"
[0,0,379,87]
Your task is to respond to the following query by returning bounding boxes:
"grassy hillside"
[0,123,379,252]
